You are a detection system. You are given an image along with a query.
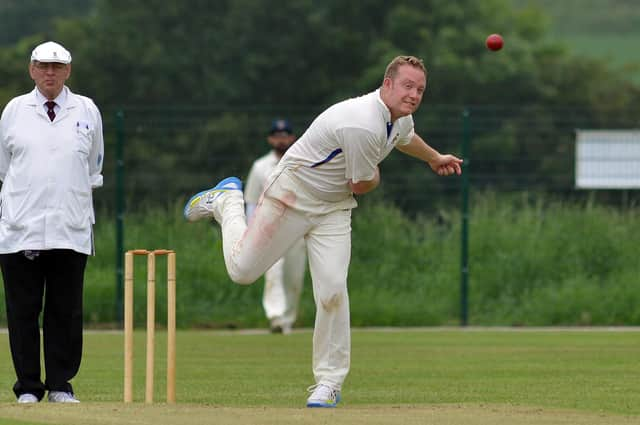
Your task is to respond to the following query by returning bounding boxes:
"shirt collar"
[374,88,392,124]
[35,86,69,108]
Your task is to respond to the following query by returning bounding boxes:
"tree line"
[1,0,639,211]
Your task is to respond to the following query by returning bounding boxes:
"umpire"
[0,41,104,403]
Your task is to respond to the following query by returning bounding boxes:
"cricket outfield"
[0,328,638,425]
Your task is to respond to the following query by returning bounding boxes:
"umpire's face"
[29,60,71,100]
[383,64,426,119]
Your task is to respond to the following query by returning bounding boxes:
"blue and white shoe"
[183,177,243,222]
[306,384,341,408]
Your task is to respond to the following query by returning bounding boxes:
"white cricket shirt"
[279,89,414,202]
[245,150,280,205]
[0,86,104,255]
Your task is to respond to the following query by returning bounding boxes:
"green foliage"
[3,0,638,108]
[1,2,639,329]
[0,0,96,46]
[4,194,637,328]
[513,0,640,82]
[1,0,639,217]
[349,200,460,326]
[468,192,640,325]
[0,36,44,105]
[514,0,640,35]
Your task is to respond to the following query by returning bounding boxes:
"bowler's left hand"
[430,154,463,176]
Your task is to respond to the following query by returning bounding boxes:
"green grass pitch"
[0,328,639,424]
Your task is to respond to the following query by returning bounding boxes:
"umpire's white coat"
[0,87,104,255]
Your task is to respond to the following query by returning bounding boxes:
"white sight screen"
[575,130,640,189]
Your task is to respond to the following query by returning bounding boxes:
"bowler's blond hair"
[384,55,427,80]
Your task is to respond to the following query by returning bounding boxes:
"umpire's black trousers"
[0,249,87,400]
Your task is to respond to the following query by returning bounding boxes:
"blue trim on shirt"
[310,148,343,168]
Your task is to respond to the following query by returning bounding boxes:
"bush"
[1,193,638,328]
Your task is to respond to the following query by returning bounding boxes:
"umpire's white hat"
[30,41,72,64]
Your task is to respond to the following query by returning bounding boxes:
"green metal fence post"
[115,110,125,324]
[460,108,471,326]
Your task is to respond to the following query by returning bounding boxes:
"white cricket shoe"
[17,393,39,403]
[270,322,293,335]
[183,177,243,222]
[48,391,80,403]
[306,384,341,408]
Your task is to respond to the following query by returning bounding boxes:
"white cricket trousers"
[215,170,352,390]
[262,238,306,329]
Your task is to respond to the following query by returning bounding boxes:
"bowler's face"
[383,64,426,119]
[29,61,71,100]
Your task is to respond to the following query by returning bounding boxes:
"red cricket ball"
[486,33,503,51]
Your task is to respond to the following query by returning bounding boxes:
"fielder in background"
[184,55,462,408]
[244,119,306,335]
[0,41,104,404]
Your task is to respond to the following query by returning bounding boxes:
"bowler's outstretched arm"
[396,133,463,176]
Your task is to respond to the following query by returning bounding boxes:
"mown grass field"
[0,329,638,424]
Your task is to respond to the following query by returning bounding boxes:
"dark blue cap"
[270,119,293,135]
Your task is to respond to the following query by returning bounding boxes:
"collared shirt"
[35,87,68,117]
[0,86,104,255]
[244,150,280,220]
[245,150,280,206]
[279,89,414,202]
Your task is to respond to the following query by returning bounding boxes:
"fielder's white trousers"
[262,238,306,330]
[216,169,352,389]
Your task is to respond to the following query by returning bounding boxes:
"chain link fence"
[96,104,640,216]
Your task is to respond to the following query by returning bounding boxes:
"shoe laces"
[204,190,219,204]
[307,384,337,401]
[204,186,235,204]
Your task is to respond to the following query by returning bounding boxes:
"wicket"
[124,249,176,403]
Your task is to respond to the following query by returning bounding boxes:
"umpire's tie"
[45,101,56,122]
